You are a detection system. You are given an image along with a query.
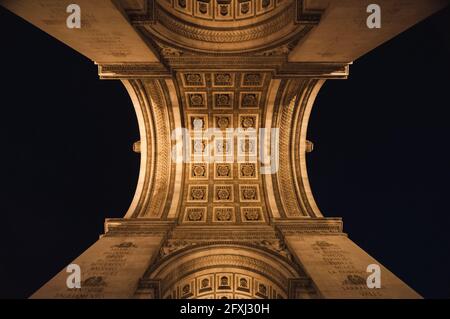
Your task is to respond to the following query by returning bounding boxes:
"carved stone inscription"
[2,0,158,62]
[310,240,382,298]
[285,235,421,299]
[31,236,164,299]
[54,242,135,298]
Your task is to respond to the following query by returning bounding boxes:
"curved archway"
[140,244,311,299]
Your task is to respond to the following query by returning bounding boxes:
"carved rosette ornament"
[193,165,206,177]
[217,117,230,129]
[216,164,231,177]
[215,208,232,221]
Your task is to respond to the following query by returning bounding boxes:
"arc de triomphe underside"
[3,0,448,299]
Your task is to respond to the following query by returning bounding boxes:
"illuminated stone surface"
[3,0,445,299]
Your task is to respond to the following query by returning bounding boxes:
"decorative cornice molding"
[169,225,280,240]
[97,62,349,79]
[274,218,344,235]
[103,218,176,236]
[103,217,343,238]
[97,63,171,79]
[275,63,350,79]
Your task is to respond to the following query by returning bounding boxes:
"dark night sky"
[0,5,449,299]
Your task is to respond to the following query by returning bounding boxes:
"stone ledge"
[274,218,344,235]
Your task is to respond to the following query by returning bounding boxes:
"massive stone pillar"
[31,221,170,299]
[0,0,159,63]
[289,0,449,62]
[277,221,420,298]
[4,0,446,299]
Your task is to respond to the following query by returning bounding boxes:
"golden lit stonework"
[4,0,444,299]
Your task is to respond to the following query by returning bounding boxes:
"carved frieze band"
[155,5,296,43]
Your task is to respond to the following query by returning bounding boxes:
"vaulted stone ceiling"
[103,1,338,223]
[119,75,328,223]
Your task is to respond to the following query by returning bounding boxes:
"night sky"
[1,5,449,299]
